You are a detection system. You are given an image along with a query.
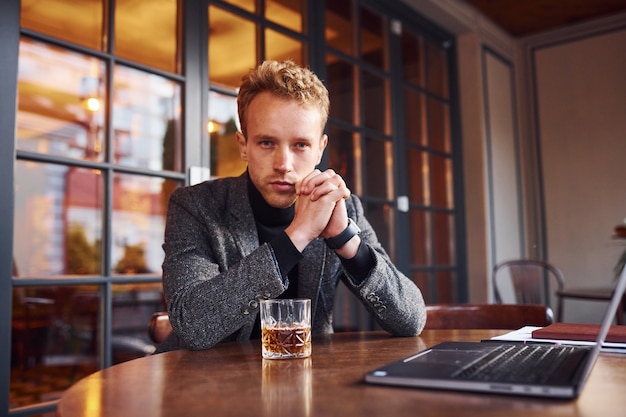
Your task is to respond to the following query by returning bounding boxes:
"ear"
[317,134,328,165]
[236,131,248,161]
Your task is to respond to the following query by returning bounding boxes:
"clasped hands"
[285,169,355,254]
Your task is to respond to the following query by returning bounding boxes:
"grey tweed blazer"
[159,173,426,351]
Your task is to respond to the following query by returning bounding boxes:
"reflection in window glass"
[266,29,305,66]
[407,148,429,206]
[325,0,354,56]
[111,174,179,275]
[426,40,449,98]
[17,39,106,162]
[362,70,389,134]
[112,282,165,364]
[428,98,451,153]
[13,161,103,278]
[222,0,256,13]
[209,6,257,89]
[403,88,426,145]
[365,202,396,262]
[431,154,453,209]
[360,5,386,70]
[20,0,105,50]
[410,209,431,266]
[115,0,181,74]
[434,212,455,266]
[10,285,100,408]
[326,55,356,124]
[365,137,393,200]
[436,270,456,303]
[208,91,246,178]
[412,271,434,302]
[266,0,305,33]
[326,124,361,195]
[401,29,424,87]
[113,65,182,171]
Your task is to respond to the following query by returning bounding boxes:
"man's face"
[237,91,327,208]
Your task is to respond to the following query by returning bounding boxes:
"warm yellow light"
[207,120,218,133]
[86,97,101,112]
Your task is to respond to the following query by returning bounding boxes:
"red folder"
[531,322,626,343]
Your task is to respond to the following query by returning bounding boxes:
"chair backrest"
[424,303,554,330]
[148,312,173,344]
[492,259,565,321]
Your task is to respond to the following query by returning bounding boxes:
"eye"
[294,142,310,150]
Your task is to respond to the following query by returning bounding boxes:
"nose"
[273,145,293,173]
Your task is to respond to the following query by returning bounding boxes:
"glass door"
[10,0,187,412]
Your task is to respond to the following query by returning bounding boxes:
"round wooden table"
[57,330,626,417]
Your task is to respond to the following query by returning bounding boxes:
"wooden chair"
[492,259,565,322]
[424,304,554,330]
[148,312,173,344]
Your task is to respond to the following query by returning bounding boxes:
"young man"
[159,60,425,351]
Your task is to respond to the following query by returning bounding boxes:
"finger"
[309,179,350,202]
[300,169,336,195]
[296,169,322,195]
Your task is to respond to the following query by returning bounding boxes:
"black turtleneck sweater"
[247,173,376,338]
[248,176,302,298]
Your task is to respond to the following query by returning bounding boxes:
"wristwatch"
[324,218,361,249]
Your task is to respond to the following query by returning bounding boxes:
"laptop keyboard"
[452,344,578,384]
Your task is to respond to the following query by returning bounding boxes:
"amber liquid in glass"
[262,325,311,358]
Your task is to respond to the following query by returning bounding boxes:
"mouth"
[269,180,295,192]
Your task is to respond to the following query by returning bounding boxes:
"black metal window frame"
[0,0,464,415]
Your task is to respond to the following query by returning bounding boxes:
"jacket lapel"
[299,239,327,319]
[225,174,259,257]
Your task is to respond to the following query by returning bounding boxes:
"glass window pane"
[266,0,305,33]
[365,137,393,200]
[265,29,305,66]
[360,5,387,70]
[17,39,106,162]
[428,98,451,153]
[426,40,449,98]
[362,70,389,134]
[209,6,257,89]
[325,0,354,56]
[111,174,178,276]
[436,270,456,303]
[13,161,103,278]
[434,212,455,266]
[431,154,453,209]
[112,282,165,364]
[409,209,430,266]
[115,0,180,74]
[326,124,361,195]
[208,91,245,178]
[401,29,424,86]
[404,88,426,145]
[222,0,256,13]
[326,54,356,124]
[411,271,434,302]
[365,202,396,262]
[407,148,428,206]
[11,285,100,408]
[20,0,105,50]
[113,65,182,171]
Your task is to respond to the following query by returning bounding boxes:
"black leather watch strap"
[324,218,361,249]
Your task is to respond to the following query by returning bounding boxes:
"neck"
[247,173,294,228]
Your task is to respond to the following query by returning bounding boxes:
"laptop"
[364,263,626,398]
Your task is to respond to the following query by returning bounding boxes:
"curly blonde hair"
[237,60,330,138]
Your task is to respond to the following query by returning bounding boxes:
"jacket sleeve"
[341,196,427,336]
[161,185,285,350]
